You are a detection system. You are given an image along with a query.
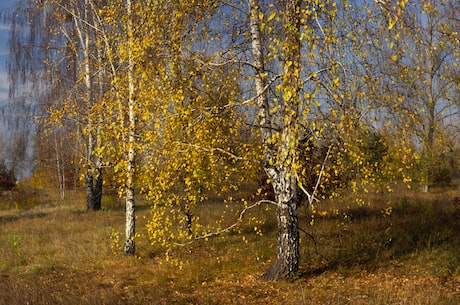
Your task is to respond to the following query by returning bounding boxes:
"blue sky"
[0,0,15,107]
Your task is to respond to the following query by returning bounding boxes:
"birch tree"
[373,0,460,191]
[109,0,261,254]
[123,0,136,255]
[56,0,106,210]
[245,0,416,279]
[247,0,302,280]
[8,0,79,195]
[138,0,409,279]
[8,0,427,279]
[8,0,108,206]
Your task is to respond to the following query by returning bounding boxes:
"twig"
[299,227,328,262]
[172,199,279,246]
[296,145,332,207]
[311,146,331,205]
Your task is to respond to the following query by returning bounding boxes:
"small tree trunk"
[124,177,135,255]
[181,200,193,236]
[86,168,102,211]
[85,172,94,210]
[54,131,65,200]
[94,170,103,208]
[75,0,103,212]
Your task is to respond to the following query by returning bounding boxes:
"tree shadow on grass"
[299,197,460,278]
[0,211,48,224]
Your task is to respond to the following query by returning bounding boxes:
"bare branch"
[301,66,333,87]
[311,145,331,205]
[172,199,278,246]
[296,145,331,207]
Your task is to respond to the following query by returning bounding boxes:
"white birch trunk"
[124,0,136,255]
[249,0,301,280]
[72,0,102,211]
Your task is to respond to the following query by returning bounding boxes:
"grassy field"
[0,186,459,304]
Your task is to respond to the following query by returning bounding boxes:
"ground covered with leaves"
[0,189,459,304]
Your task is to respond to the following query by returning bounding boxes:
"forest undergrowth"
[0,186,459,305]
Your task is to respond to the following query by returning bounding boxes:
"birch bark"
[249,0,301,280]
[124,0,136,255]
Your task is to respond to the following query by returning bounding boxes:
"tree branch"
[296,145,332,207]
[172,199,279,246]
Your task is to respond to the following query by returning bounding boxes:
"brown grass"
[0,187,459,304]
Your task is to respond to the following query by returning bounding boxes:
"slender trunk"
[83,1,95,209]
[422,24,437,193]
[91,33,105,210]
[54,131,65,201]
[86,168,103,211]
[181,200,193,236]
[422,84,435,192]
[124,0,136,256]
[249,0,272,152]
[75,0,102,211]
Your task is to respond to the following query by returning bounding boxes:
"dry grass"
[0,187,459,304]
